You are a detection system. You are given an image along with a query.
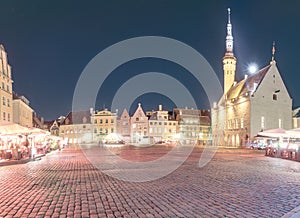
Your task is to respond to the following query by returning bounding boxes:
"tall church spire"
[225,8,234,55]
[223,8,237,94]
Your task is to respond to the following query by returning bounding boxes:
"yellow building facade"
[91,109,117,142]
[12,96,33,127]
[0,45,13,123]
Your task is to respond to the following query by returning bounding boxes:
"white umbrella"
[286,128,300,138]
[0,122,31,135]
[257,128,289,138]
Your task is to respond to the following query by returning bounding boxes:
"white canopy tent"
[257,128,290,138]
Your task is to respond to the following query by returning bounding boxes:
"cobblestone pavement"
[0,145,299,218]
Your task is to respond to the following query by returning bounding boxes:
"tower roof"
[224,8,234,57]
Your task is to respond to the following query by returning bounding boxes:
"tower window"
[273,94,277,101]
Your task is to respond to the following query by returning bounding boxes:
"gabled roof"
[149,112,157,120]
[61,110,91,125]
[132,103,147,119]
[120,108,130,119]
[43,120,57,130]
[226,64,272,100]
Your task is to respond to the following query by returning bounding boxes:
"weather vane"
[272,41,276,62]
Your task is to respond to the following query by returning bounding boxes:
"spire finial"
[271,41,276,62]
[227,8,231,24]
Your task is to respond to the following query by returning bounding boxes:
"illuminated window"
[279,119,282,128]
[294,118,298,128]
[261,116,265,129]
[241,118,244,129]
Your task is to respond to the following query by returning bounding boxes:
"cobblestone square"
[0,146,299,217]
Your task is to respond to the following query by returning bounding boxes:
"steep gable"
[255,63,291,100]
[131,103,147,122]
[120,108,130,120]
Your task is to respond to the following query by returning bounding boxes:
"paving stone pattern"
[0,146,299,218]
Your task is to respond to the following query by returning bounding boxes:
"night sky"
[1,1,300,120]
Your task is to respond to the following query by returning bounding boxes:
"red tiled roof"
[226,64,272,100]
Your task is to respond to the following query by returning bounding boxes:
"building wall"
[148,110,177,143]
[117,109,130,138]
[12,99,33,127]
[91,109,117,142]
[0,46,13,123]
[131,104,149,143]
[211,104,226,146]
[174,108,211,145]
[293,117,300,129]
[59,123,92,144]
[250,64,292,137]
[224,97,250,147]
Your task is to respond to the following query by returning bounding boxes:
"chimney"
[158,104,162,111]
[244,74,248,80]
[90,107,93,115]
